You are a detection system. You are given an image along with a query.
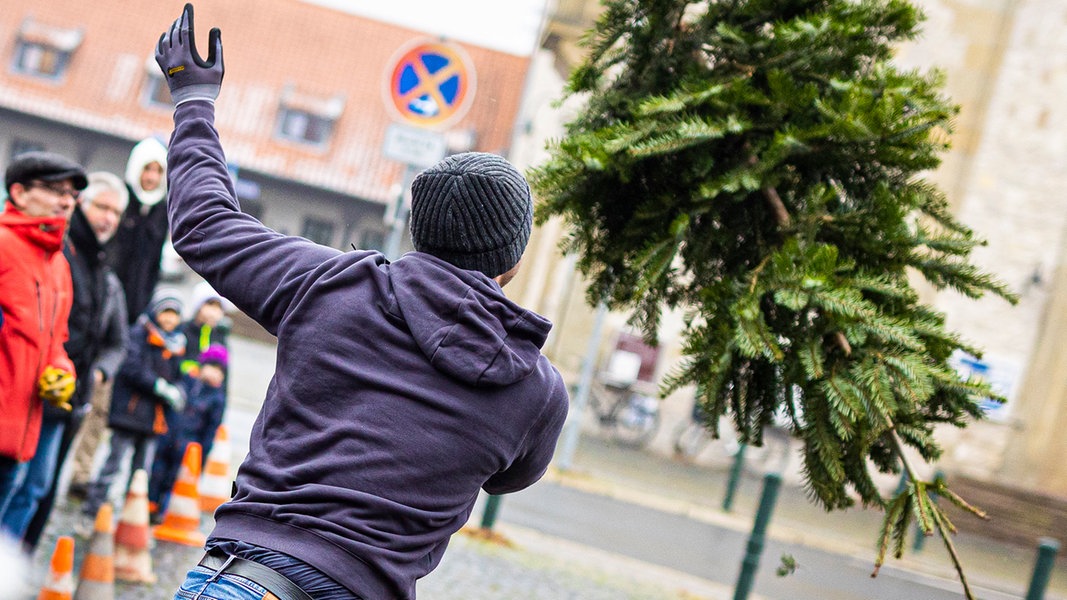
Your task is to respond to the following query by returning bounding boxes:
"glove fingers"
[181,3,193,44]
[168,18,180,49]
[207,28,222,69]
[182,3,211,69]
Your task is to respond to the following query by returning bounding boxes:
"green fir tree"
[529,0,1017,596]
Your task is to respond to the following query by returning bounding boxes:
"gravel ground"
[5,495,721,600]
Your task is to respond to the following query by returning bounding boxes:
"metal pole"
[480,494,502,530]
[734,472,782,600]
[722,443,748,512]
[1025,537,1060,600]
[556,301,608,470]
[383,165,416,260]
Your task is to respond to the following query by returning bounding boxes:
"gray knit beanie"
[409,152,533,278]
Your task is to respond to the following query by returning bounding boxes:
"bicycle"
[586,378,661,449]
[671,413,792,473]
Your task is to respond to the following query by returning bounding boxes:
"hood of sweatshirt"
[125,137,168,208]
[388,253,551,388]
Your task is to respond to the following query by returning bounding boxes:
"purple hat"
[199,344,228,369]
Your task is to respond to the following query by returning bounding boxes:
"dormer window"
[142,55,173,108]
[12,18,82,80]
[274,86,344,148]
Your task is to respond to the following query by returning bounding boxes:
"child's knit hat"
[150,287,184,316]
[199,344,228,369]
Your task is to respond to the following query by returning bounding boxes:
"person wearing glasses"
[0,151,86,528]
[13,172,133,553]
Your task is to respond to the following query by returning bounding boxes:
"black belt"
[198,549,314,600]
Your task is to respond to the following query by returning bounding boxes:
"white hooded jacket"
[124,137,167,212]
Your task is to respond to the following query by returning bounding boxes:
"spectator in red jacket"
[0,151,86,524]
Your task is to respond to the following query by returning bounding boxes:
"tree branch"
[833,331,852,355]
[746,153,791,228]
[882,420,977,600]
[762,186,791,227]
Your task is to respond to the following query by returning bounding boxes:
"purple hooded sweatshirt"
[166,101,569,599]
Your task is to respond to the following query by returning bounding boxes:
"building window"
[142,56,173,108]
[301,217,335,246]
[277,109,334,145]
[273,85,344,148]
[12,18,82,80]
[10,138,45,158]
[145,76,173,107]
[240,199,265,222]
[358,229,386,252]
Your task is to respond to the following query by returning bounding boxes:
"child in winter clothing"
[82,289,186,521]
[180,281,230,375]
[149,344,227,522]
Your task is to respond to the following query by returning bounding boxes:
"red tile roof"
[0,0,530,202]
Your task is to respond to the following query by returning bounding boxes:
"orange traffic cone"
[114,469,156,584]
[37,536,75,600]
[154,442,207,547]
[73,503,115,600]
[200,425,232,512]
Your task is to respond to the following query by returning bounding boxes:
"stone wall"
[905,0,1067,496]
[520,0,1067,498]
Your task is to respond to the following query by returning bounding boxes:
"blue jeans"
[0,457,30,524]
[174,565,276,600]
[0,418,65,538]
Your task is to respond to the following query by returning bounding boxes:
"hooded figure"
[108,137,169,323]
[168,97,570,598]
[179,281,230,377]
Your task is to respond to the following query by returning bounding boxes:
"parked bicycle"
[672,405,792,473]
[587,378,661,449]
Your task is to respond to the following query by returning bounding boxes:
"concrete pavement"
[543,430,1067,599]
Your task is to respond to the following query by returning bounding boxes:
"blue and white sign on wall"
[385,39,476,128]
[949,351,1021,422]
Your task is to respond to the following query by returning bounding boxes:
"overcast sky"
[300,0,550,56]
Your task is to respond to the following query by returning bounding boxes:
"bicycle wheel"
[611,393,660,448]
[672,421,710,459]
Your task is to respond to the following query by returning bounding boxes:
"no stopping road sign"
[386,39,476,128]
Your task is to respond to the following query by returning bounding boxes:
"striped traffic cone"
[199,425,232,513]
[73,503,114,600]
[154,442,207,547]
[114,469,156,584]
[37,536,75,600]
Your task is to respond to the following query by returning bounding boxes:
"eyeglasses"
[27,181,80,200]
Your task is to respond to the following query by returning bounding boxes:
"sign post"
[381,39,476,259]
[382,123,447,168]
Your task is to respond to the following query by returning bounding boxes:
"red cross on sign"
[386,40,475,128]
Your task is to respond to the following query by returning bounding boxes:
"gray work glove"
[154,378,187,413]
[155,3,224,106]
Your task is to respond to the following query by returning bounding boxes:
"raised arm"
[156,4,341,334]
